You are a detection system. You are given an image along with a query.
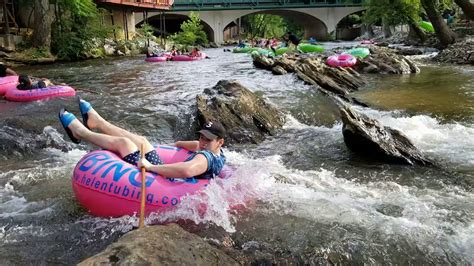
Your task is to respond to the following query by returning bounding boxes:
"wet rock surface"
[433,37,474,65]
[337,99,432,165]
[193,80,286,145]
[252,46,419,99]
[78,224,240,265]
[353,46,420,74]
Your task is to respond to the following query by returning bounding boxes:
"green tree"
[51,0,112,60]
[454,0,474,20]
[32,0,51,52]
[241,14,302,39]
[137,23,156,47]
[363,0,423,38]
[363,0,457,45]
[282,17,304,39]
[420,0,456,47]
[242,14,285,38]
[171,12,208,47]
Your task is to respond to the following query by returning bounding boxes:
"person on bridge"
[58,98,227,179]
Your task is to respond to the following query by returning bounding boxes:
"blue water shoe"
[59,108,80,144]
[78,97,92,129]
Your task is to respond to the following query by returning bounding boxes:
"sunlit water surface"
[0,47,472,264]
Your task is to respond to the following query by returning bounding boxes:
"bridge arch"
[136,6,366,44]
[335,10,365,40]
[222,10,328,41]
[136,13,216,42]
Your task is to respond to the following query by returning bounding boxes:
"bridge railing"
[171,0,364,10]
[95,0,174,9]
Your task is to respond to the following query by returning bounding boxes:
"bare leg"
[67,114,138,158]
[85,108,155,153]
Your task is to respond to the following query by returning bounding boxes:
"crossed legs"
[64,101,161,165]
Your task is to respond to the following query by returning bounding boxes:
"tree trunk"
[382,18,392,37]
[32,0,51,50]
[408,21,427,43]
[367,23,375,38]
[421,0,456,48]
[454,0,474,20]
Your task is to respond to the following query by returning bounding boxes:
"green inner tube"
[344,47,370,58]
[298,44,325,53]
[232,47,251,53]
[419,21,435,32]
[275,47,288,55]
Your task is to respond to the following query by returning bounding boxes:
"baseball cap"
[198,121,226,140]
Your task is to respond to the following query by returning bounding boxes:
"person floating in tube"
[58,98,227,179]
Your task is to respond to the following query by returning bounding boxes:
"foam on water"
[355,106,474,168]
[146,150,276,232]
[0,148,86,218]
[241,156,474,261]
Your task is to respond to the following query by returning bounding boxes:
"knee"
[136,136,150,146]
[115,137,137,154]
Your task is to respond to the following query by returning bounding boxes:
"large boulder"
[295,56,366,96]
[194,80,286,145]
[354,46,420,74]
[252,54,366,97]
[338,100,432,165]
[78,224,239,265]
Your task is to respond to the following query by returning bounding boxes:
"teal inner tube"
[344,47,370,58]
[298,44,325,53]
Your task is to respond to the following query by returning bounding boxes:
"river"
[0,47,472,264]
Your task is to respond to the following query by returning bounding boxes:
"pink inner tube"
[4,85,76,102]
[361,40,375,44]
[145,56,168,62]
[144,52,172,62]
[72,145,233,217]
[0,75,19,96]
[171,53,207,61]
[326,54,357,68]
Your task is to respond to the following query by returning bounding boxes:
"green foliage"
[363,0,422,25]
[171,12,208,48]
[22,46,51,59]
[338,13,362,27]
[282,17,304,39]
[137,23,156,40]
[51,0,113,60]
[241,14,303,39]
[242,14,285,38]
[136,23,157,47]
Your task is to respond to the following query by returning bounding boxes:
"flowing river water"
[0,46,472,264]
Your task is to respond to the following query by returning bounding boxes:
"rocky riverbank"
[433,37,474,64]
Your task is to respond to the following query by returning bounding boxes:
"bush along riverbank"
[1,38,160,66]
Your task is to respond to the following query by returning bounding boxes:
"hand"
[137,158,152,171]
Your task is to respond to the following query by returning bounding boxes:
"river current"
[0,46,472,264]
